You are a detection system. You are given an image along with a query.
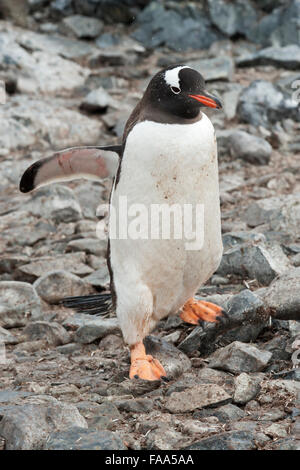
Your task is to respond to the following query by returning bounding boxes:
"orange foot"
[180,298,226,325]
[129,342,167,381]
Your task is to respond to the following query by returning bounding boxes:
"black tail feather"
[61,292,114,316]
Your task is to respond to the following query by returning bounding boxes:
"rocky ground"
[0,0,300,451]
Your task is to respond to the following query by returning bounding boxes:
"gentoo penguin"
[20,65,224,381]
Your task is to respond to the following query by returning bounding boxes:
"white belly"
[109,114,223,343]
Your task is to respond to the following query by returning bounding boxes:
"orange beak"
[189,92,222,109]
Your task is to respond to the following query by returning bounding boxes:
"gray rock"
[247,0,300,47]
[217,237,290,285]
[237,45,300,70]
[85,402,121,430]
[80,87,112,113]
[146,426,189,451]
[61,15,103,39]
[25,185,82,224]
[233,373,262,404]
[45,427,126,450]
[132,2,222,51]
[237,80,299,128]
[17,253,93,281]
[184,430,256,450]
[208,341,272,373]
[83,265,110,289]
[67,238,107,256]
[164,384,231,413]
[187,56,234,82]
[207,0,258,37]
[50,0,74,18]
[0,281,41,328]
[34,270,90,304]
[242,194,300,238]
[144,335,191,381]
[116,398,153,413]
[0,95,102,151]
[0,326,17,344]
[74,318,119,344]
[257,268,300,320]
[0,400,87,450]
[228,130,272,165]
[23,321,71,346]
[206,403,245,423]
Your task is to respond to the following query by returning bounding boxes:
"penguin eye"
[171,86,181,94]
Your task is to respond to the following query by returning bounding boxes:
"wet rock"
[237,45,300,70]
[187,56,234,82]
[0,400,87,450]
[257,268,300,321]
[45,427,126,450]
[61,15,103,39]
[207,0,258,37]
[164,384,231,413]
[74,318,119,344]
[25,185,82,224]
[237,80,299,128]
[34,270,91,304]
[80,87,113,113]
[228,130,272,165]
[208,341,272,373]
[144,336,191,381]
[233,373,262,404]
[184,430,256,450]
[23,321,71,346]
[0,281,41,328]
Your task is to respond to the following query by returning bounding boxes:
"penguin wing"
[19,145,121,193]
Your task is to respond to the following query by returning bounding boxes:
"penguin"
[20,65,224,381]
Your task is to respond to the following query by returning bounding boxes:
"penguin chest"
[110,115,222,317]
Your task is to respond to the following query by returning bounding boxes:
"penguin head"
[145,65,222,120]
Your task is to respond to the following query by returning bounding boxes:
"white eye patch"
[164,65,191,89]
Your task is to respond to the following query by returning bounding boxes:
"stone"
[237,80,299,128]
[144,336,191,381]
[132,2,222,51]
[34,270,90,304]
[50,0,74,18]
[86,402,121,430]
[17,253,93,280]
[0,400,87,450]
[181,419,221,436]
[257,268,300,321]
[164,384,231,413]
[61,15,103,39]
[25,185,82,224]
[116,398,153,413]
[228,130,272,165]
[0,281,41,328]
[0,96,102,151]
[83,265,110,289]
[67,238,107,256]
[23,321,71,346]
[80,87,113,113]
[217,240,290,285]
[146,427,188,451]
[184,430,256,450]
[74,318,120,344]
[237,45,300,71]
[247,0,300,47]
[45,427,126,450]
[207,0,258,37]
[187,56,234,82]
[265,423,288,439]
[207,403,245,423]
[0,326,17,344]
[242,195,300,239]
[233,373,262,404]
[208,341,272,374]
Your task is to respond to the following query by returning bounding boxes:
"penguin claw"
[129,342,167,381]
[180,298,225,325]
